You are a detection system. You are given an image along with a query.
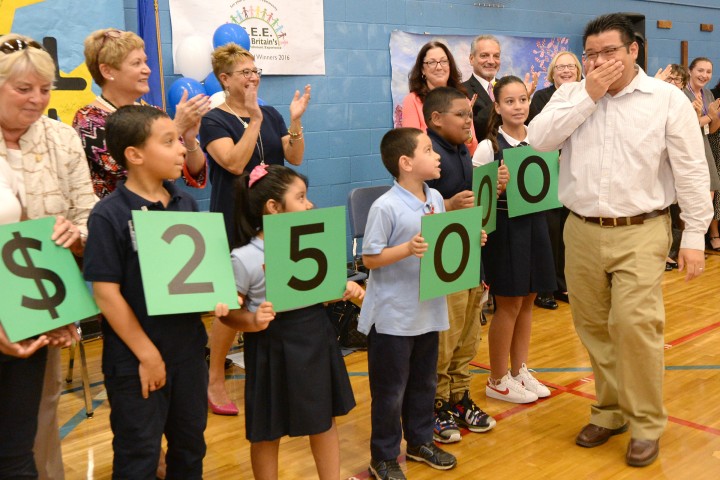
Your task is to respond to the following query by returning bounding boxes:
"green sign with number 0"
[419,207,483,302]
[264,206,347,312]
[503,145,562,218]
[472,162,498,234]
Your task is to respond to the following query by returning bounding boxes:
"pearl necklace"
[224,101,265,164]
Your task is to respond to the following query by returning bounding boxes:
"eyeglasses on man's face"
[582,42,631,62]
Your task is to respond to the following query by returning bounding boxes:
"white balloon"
[174,36,213,80]
[209,91,226,109]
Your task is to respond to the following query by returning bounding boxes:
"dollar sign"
[2,231,66,319]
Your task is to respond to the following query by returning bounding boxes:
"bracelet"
[288,126,303,138]
[289,135,304,145]
[185,139,200,152]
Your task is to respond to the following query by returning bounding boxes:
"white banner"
[169,0,325,75]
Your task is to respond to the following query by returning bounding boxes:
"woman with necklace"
[73,28,210,199]
[200,43,310,415]
[684,57,720,250]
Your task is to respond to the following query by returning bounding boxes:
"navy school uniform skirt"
[482,201,557,297]
[244,303,356,442]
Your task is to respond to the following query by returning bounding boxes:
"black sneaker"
[406,442,457,470]
[451,390,496,433]
[368,458,405,480]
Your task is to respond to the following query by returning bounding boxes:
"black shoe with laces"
[406,442,457,470]
[368,458,406,480]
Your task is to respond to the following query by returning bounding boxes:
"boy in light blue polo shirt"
[358,127,456,480]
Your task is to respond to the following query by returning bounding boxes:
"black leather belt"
[571,208,669,228]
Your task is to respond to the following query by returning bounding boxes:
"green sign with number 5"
[132,211,239,316]
[264,206,347,312]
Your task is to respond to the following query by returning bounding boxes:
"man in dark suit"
[462,35,502,142]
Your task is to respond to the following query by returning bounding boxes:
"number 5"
[287,223,328,291]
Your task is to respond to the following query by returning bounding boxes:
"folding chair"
[65,315,103,417]
[347,185,392,273]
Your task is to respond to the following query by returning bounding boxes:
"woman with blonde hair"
[200,42,311,416]
[73,28,210,198]
[0,33,96,479]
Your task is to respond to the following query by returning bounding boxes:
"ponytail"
[484,75,527,154]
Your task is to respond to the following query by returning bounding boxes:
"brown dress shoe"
[575,423,629,447]
[626,439,659,467]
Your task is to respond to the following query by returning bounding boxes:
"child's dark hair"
[380,127,423,179]
[583,13,635,49]
[422,86,468,127]
[486,76,527,153]
[105,105,170,169]
[233,164,308,248]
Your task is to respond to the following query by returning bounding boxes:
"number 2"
[287,223,328,291]
[163,224,214,295]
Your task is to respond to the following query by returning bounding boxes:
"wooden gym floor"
[58,252,720,479]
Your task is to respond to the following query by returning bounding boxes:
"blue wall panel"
[123,0,720,257]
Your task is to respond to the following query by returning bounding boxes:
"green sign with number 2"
[264,206,347,312]
[133,211,239,316]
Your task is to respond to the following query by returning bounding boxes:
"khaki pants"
[564,213,671,440]
[33,346,65,480]
[436,286,483,403]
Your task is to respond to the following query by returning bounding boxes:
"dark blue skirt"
[482,206,557,297]
[244,304,356,442]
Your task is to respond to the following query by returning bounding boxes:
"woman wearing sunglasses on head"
[199,42,310,417]
[0,33,96,479]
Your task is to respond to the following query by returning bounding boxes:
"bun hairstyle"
[233,164,307,248]
[485,75,527,153]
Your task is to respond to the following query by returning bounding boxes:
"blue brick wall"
[124,0,720,256]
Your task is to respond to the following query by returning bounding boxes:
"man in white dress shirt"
[528,13,712,468]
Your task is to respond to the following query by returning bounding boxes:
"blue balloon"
[204,73,223,96]
[257,97,266,106]
[166,77,206,118]
[213,23,251,51]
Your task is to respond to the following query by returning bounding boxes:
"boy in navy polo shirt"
[83,106,210,479]
[423,87,496,443]
[359,127,457,480]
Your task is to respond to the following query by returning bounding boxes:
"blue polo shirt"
[425,128,473,199]
[358,182,449,336]
[83,180,208,376]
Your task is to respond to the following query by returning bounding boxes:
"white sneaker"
[486,372,538,404]
[513,363,551,398]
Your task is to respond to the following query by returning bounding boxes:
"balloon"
[208,91,226,109]
[204,73,223,96]
[167,77,207,117]
[257,97,266,106]
[213,23,251,51]
[174,35,213,80]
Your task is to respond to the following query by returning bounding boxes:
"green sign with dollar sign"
[0,217,99,342]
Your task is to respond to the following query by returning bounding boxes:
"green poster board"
[503,145,562,218]
[472,162,498,234]
[0,217,99,342]
[419,207,483,302]
[264,206,347,312]
[132,211,239,316]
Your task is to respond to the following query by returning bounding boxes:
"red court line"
[666,321,720,348]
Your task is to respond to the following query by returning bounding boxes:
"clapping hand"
[524,71,540,96]
[654,64,672,81]
[289,84,311,121]
[174,90,211,139]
